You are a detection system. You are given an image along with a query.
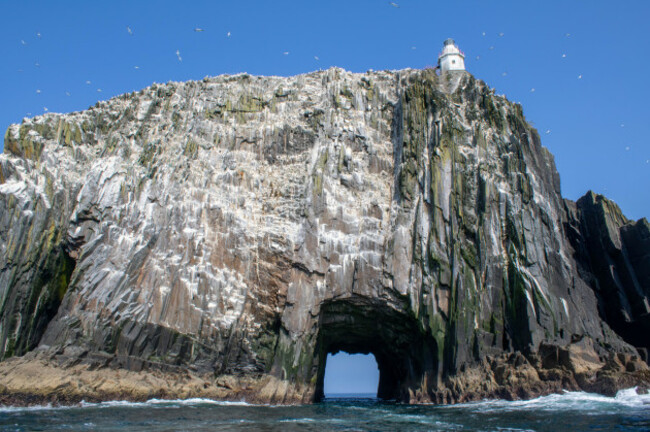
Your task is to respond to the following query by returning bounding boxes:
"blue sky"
[1,1,649,393]
[2,1,649,219]
[324,353,379,395]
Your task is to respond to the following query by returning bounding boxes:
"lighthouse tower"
[438,38,465,73]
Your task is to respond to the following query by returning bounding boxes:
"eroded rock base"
[419,351,650,404]
[0,352,313,407]
[1,350,647,407]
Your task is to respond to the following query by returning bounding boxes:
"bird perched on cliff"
[176,50,182,62]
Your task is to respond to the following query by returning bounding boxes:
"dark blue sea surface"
[0,388,649,431]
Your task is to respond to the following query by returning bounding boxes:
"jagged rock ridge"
[0,68,648,405]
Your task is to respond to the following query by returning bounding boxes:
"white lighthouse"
[438,38,465,73]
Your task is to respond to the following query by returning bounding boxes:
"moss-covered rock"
[4,126,44,161]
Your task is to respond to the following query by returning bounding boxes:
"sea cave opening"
[323,352,380,398]
[313,296,438,402]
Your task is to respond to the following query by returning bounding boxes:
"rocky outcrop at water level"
[0,67,648,406]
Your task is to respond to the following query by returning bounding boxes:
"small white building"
[438,38,465,73]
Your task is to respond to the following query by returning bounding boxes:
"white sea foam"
[492,428,535,432]
[447,387,650,412]
[81,397,253,408]
[279,417,317,423]
[0,403,58,413]
[384,413,463,429]
[0,397,254,412]
[1,388,648,413]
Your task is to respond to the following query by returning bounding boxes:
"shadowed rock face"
[0,68,648,405]
[566,193,650,360]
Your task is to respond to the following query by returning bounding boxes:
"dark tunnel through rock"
[313,297,438,401]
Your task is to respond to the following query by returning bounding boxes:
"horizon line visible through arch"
[323,352,379,397]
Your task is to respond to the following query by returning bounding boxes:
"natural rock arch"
[312,296,438,401]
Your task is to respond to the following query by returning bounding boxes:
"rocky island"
[0,67,648,405]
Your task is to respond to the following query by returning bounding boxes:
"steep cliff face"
[566,193,650,359]
[0,68,647,405]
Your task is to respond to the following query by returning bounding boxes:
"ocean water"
[0,388,648,431]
